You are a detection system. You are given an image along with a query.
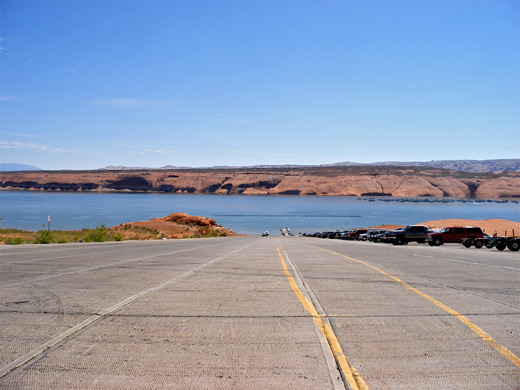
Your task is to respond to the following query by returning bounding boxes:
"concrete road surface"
[1,237,519,389]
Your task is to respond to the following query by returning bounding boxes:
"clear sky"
[0,1,518,170]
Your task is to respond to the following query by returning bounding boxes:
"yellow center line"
[277,246,369,390]
[317,247,520,369]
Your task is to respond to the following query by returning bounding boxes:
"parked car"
[379,229,401,243]
[333,231,347,239]
[368,230,387,242]
[320,231,336,239]
[426,226,484,246]
[359,229,384,241]
[358,232,369,241]
[335,230,350,239]
[345,229,368,240]
[338,230,354,240]
[386,225,431,245]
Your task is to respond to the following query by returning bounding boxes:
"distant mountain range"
[3,159,519,173]
[0,163,42,172]
[102,159,520,173]
[323,159,520,173]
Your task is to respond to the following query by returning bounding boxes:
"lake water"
[0,191,518,235]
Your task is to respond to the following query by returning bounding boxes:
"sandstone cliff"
[1,166,518,198]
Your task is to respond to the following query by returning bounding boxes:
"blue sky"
[0,1,518,170]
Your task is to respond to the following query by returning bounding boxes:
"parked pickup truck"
[387,225,431,245]
[426,226,484,246]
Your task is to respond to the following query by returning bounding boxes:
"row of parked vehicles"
[303,225,519,251]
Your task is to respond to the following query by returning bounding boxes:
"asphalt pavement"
[1,237,518,389]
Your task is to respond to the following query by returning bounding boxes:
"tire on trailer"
[507,240,519,252]
[496,244,506,251]
[462,241,472,248]
[474,240,483,249]
[486,241,494,249]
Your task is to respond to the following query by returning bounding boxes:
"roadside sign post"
[48,215,51,231]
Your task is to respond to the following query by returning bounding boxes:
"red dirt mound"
[113,213,239,240]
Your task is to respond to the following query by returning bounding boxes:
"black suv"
[387,225,431,245]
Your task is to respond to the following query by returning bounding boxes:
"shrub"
[85,224,108,242]
[6,237,23,245]
[34,228,54,244]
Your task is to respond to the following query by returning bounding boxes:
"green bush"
[34,229,54,244]
[6,237,23,245]
[85,224,108,242]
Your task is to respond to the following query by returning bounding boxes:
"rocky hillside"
[1,166,519,198]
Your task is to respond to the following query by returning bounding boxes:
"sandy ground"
[417,218,520,236]
[369,224,406,231]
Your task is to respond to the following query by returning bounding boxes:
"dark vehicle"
[387,225,431,245]
[320,231,336,239]
[379,229,402,243]
[508,238,520,251]
[461,235,491,248]
[426,226,484,246]
[485,236,520,251]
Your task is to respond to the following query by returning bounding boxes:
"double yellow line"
[277,246,368,390]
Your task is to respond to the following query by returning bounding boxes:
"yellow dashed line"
[318,247,520,369]
[277,246,368,390]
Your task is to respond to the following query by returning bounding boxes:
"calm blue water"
[0,191,518,235]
